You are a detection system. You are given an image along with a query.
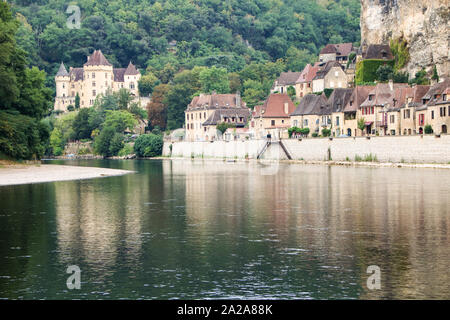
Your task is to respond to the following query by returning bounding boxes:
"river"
[0,160,449,299]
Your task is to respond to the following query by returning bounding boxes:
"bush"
[322,128,331,137]
[424,125,433,134]
[312,133,318,138]
[118,143,134,157]
[109,133,124,156]
[134,134,163,158]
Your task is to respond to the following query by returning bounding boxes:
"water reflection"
[0,160,449,299]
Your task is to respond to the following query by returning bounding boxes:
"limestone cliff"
[360,0,449,78]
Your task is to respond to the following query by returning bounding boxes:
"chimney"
[236,91,241,108]
[388,79,394,91]
[284,102,289,114]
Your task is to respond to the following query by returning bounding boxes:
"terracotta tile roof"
[252,105,263,117]
[56,63,69,77]
[327,88,354,113]
[84,50,112,67]
[188,93,246,110]
[291,94,328,116]
[69,68,84,81]
[113,68,126,82]
[296,64,320,83]
[313,61,343,80]
[276,71,302,86]
[124,62,139,75]
[343,85,374,113]
[363,44,394,60]
[259,93,296,118]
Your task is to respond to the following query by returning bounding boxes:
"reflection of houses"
[312,61,348,93]
[185,92,250,141]
[271,71,302,95]
[250,93,296,139]
[290,94,329,136]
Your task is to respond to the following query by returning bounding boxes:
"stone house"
[319,43,354,66]
[271,71,302,95]
[418,79,450,135]
[295,63,320,99]
[290,94,329,136]
[328,88,354,137]
[396,85,431,135]
[358,82,409,135]
[54,50,141,112]
[312,61,348,93]
[357,44,394,62]
[342,85,373,137]
[250,93,296,139]
[185,92,250,142]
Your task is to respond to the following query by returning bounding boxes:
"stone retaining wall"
[164,135,450,163]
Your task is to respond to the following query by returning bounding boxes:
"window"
[443,94,447,101]
[93,90,96,97]
[93,82,96,87]
[330,81,334,88]
[281,120,284,124]
[440,107,446,117]
[92,73,95,79]
[390,115,395,123]
[105,73,108,78]
[419,114,424,125]
[371,107,374,114]
[293,120,298,127]
[271,120,275,126]
[403,109,411,119]
[130,82,135,89]
[304,119,308,126]
[368,95,373,101]
[336,116,340,126]
[335,71,339,77]
[62,83,65,89]
[431,110,434,119]
[204,113,206,119]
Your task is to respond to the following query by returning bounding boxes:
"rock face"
[360,0,449,78]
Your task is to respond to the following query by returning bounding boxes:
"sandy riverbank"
[0,164,133,186]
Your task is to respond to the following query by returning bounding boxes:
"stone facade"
[54,50,141,112]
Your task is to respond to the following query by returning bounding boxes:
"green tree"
[199,67,230,94]
[49,127,64,156]
[376,64,394,82]
[138,72,159,97]
[75,93,80,109]
[134,133,163,158]
[94,126,116,157]
[117,88,133,110]
[358,117,366,134]
[103,110,138,133]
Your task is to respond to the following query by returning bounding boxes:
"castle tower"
[54,63,71,111]
[124,61,141,96]
[83,50,114,106]
[55,62,70,98]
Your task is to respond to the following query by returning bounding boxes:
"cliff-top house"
[312,61,348,93]
[319,43,354,66]
[271,71,303,95]
[54,50,141,112]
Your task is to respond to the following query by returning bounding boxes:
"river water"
[0,160,449,299]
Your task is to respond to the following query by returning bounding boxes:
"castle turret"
[124,61,141,96]
[55,62,70,98]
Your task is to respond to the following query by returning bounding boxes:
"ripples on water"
[0,159,449,300]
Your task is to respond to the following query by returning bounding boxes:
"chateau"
[54,50,141,112]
